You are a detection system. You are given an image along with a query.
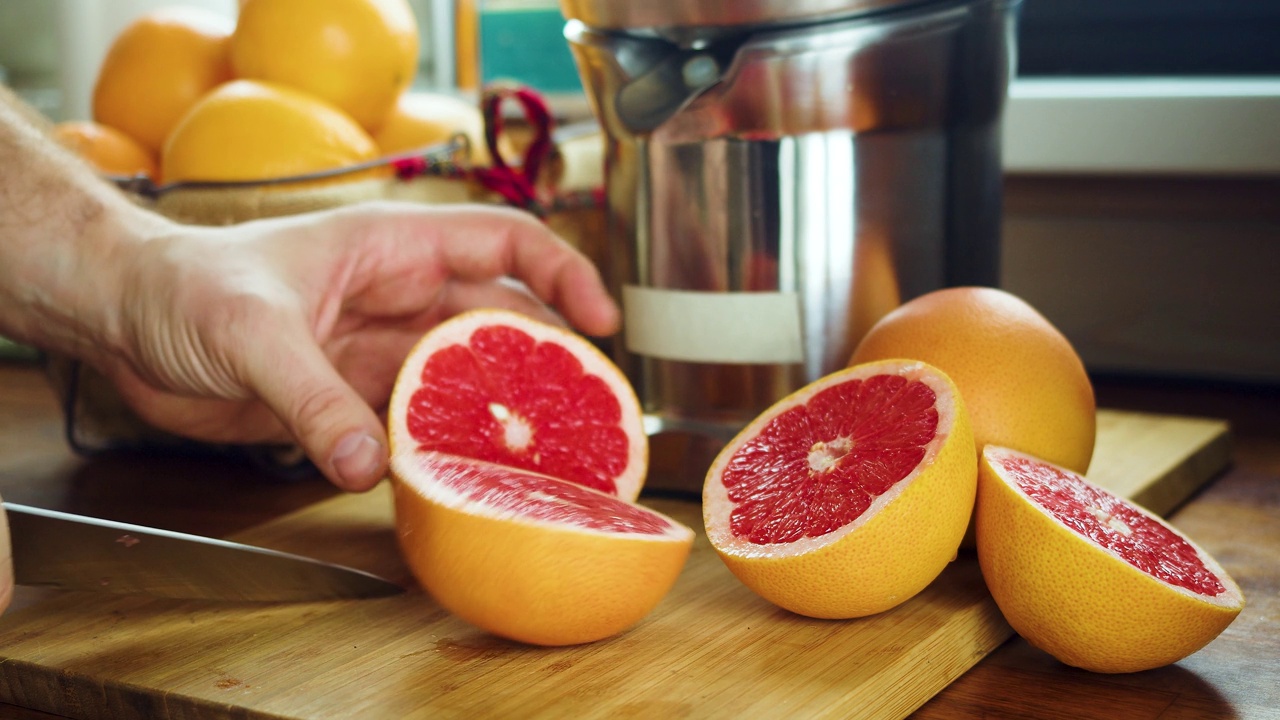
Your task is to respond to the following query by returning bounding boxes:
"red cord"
[387,84,567,217]
[471,84,557,216]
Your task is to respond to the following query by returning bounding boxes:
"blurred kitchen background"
[2,0,1278,384]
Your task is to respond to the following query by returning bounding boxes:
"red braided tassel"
[471,84,557,216]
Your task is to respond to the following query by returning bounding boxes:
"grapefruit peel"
[392,453,693,646]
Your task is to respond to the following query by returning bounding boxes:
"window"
[1017,0,1280,77]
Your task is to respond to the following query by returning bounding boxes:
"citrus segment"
[976,445,1244,673]
[388,309,646,500]
[391,453,693,646]
[704,360,976,619]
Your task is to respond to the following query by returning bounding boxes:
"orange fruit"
[231,0,419,132]
[976,446,1244,673]
[386,308,648,499]
[850,286,1096,476]
[372,91,492,163]
[161,79,379,183]
[387,309,679,645]
[51,121,159,180]
[702,359,976,619]
[391,454,693,646]
[92,6,234,155]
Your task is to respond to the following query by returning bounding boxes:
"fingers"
[436,277,563,325]
[95,202,622,497]
[351,204,621,337]
[244,328,388,492]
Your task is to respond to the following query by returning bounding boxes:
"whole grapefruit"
[92,6,234,155]
[372,91,493,164]
[231,0,419,132]
[161,79,379,183]
[850,286,1096,476]
[52,120,158,180]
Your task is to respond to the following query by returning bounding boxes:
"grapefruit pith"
[976,445,1244,673]
[392,453,693,646]
[703,359,976,619]
[387,309,647,500]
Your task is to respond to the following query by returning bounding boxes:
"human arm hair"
[0,85,171,365]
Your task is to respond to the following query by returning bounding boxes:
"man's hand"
[3,84,620,498]
[99,202,619,492]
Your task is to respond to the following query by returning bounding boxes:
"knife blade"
[4,502,403,602]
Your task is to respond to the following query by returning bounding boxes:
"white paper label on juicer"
[622,286,804,364]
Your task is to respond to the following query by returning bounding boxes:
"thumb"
[246,337,388,492]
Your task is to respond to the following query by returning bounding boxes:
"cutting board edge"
[1133,420,1232,516]
[0,656,299,720]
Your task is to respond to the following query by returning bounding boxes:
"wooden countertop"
[1,359,1277,719]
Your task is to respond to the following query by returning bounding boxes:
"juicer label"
[623,286,804,364]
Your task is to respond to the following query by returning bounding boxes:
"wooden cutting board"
[0,409,1231,720]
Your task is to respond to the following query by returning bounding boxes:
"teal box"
[479,7,584,94]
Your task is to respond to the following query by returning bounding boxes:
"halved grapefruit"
[703,359,976,619]
[387,309,686,645]
[392,453,693,646]
[977,445,1244,673]
[387,308,647,500]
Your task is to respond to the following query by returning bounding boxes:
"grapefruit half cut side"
[391,452,694,646]
[702,359,977,619]
[976,445,1244,673]
[387,308,647,500]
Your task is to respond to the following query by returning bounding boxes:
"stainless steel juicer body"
[564,0,1020,441]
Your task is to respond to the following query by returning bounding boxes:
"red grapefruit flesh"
[387,309,683,645]
[977,445,1244,673]
[703,359,976,619]
[388,309,646,500]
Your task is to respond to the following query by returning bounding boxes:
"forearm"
[0,87,172,365]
